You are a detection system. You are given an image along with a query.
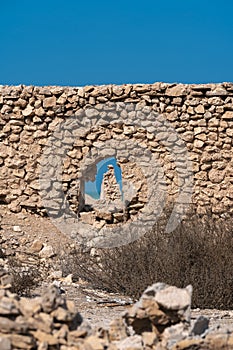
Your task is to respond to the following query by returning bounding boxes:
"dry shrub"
[62,209,233,309]
[7,258,41,296]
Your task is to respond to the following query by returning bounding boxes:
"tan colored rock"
[29,240,44,253]
[0,274,12,288]
[222,110,233,119]
[173,338,204,349]
[0,316,27,333]
[194,104,205,114]
[208,169,225,184]
[0,336,11,350]
[182,131,194,142]
[9,334,35,349]
[108,318,128,341]
[166,85,187,96]
[18,298,41,317]
[43,96,56,108]
[22,105,34,116]
[193,139,204,148]
[124,283,192,336]
[32,330,59,346]
[85,335,105,350]
[114,335,143,350]
[206,332,229,348]
[142,331,157,347]
[67,329,88,344]
[79,212,95,225]
[0,298,19,316]
[39,245,55,259]
[154,285,191,312]
[15,98,27,108]
[62,274,73,285]
[35,107,45,116]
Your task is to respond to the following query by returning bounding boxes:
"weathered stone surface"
[208,169,225,184]
[124,283,192,336]
[22,105,34,116]
[43,96,56,108]
[29,239,44,253]
[191,315,209,336]
[0,270,231,349]
[108,318,129,341]
[166,85,187,96]
[0,336,11,350]
[1,82,233,220]
[39,245,55,259]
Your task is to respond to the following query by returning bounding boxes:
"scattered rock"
[0,271,230,349]
[191,315,209,336]
[39,245,55,259]
[13,225,22,232]
[29,240,44,253]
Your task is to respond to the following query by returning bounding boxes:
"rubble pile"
[0,224,60,288]
[0,274,232,349]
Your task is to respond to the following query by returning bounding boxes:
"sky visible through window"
[85,157,122,199]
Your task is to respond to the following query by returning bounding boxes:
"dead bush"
[7,258,41,296]
[62,208,233,309]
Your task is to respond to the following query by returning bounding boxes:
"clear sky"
[1,0,233,86]
[85,157,122,199]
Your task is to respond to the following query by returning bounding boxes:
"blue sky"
[85,157,122,199]
[1,0,233,86]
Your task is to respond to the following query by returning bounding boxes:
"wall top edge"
[1,82,233,99]
[0,82,233,89]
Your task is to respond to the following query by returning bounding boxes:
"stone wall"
[1,82,233,222]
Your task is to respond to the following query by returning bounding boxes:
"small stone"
[49,270,63,280]
[67,329,88,343]
[182,131,194,142]
[208,169,225,184]
[35,107,45,117]
[194,104,205,114]
[22,105,34,116]
[39,245,55,259]
[0,336,11,350]
[223,111,233,119]
[194,139,204,148]
[0,274,12,288]
[29,240,44,253]
[9,334,35,350]
[85,335,105,350]
[19,297,41,317]
[142,332,157,347]
[43,96,56,108]
[15,98,27,108]
[62,274,73,285]
[191,316,209,335]
[108,318,128,341]
[166,85,187,97]
[32,330,58,346]
[13,225,22,232]
[85,108,99,118]
[79,212,95,225]
[114,335,143,350]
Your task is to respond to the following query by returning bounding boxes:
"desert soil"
[1,206,233,332]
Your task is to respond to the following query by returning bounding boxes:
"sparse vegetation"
[8,257,41,296]
[62,208,233,309]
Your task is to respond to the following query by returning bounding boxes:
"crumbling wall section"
[0,83,233,218]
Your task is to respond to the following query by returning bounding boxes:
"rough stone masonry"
[0,82,233,223]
